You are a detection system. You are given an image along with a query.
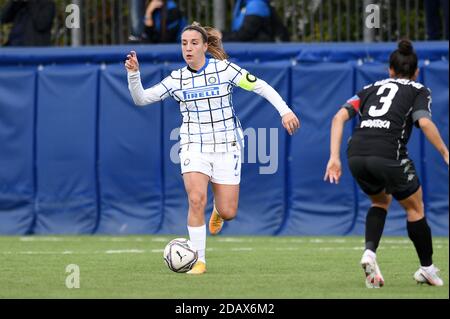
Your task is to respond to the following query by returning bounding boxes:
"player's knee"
[188,192,207,211]
[371,195,392,211]
[217,206,237,221]
[406,206,425,221]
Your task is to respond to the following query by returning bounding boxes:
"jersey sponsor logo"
[360,119,391,129]
[182,86,220,101]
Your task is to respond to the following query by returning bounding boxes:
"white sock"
[421,264,434,271]
[364,249,376,259]
[188,224,206,263]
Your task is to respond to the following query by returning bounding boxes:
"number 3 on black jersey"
[368,83,399,117]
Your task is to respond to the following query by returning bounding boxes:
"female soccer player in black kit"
[324,40,449,288]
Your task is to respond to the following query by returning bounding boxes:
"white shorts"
[179,150,241,185]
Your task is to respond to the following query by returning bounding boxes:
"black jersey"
[343,78,432,160]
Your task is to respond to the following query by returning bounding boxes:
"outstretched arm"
[418,117,449,165]
[125,51,170,106]
[238,73,300,135]
[324,108,350,184]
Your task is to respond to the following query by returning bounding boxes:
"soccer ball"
[163,238,198,273]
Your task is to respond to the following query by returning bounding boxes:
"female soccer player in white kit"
[125,22,300,274]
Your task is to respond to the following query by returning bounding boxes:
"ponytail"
[204,26,228,60]
[182,22,228,60]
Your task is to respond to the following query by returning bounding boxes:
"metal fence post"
[71,0,82,46]
[213,0,226,30]
[363,0,376,42]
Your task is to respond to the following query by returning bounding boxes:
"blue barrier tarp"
[281,63,356,235]
[34,65,99,234]
[422,61,449,235]
[0,68,36,234]
[0,43,448,235]
[96,64,164,234]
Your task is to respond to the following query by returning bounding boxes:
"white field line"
[216,238,250,243]
[318,247,364,251]
[382,239,410,244]
[318,245,444,251]
[1,244,445,255]
[99,238,145,242]
[105,249,145,254]
[19,237,71,242]
[0,247,250,255]
[14,237,342,243]
[15,237,448,245]
[19,237,154,242]
[2,251,76,255]
[151,237,171,242]
[275,247,300,251]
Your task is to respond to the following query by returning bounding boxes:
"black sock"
[407,217,433,267]
[365,206,387,253]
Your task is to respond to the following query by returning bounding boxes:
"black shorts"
[347,156,421,201]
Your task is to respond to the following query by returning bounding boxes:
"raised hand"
[125,51,139,72]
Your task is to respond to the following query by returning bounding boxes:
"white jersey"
[128,58,292,153]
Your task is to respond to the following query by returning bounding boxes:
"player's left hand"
[282,112,300,136]
[324,157,342,184]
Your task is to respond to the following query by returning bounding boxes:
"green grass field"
[0,235,447,299]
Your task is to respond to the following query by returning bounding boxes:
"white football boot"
[360,250,385,288]
[414,265,444,286]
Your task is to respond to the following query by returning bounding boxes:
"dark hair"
[181,22,228,60]
[389,39,418,79]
